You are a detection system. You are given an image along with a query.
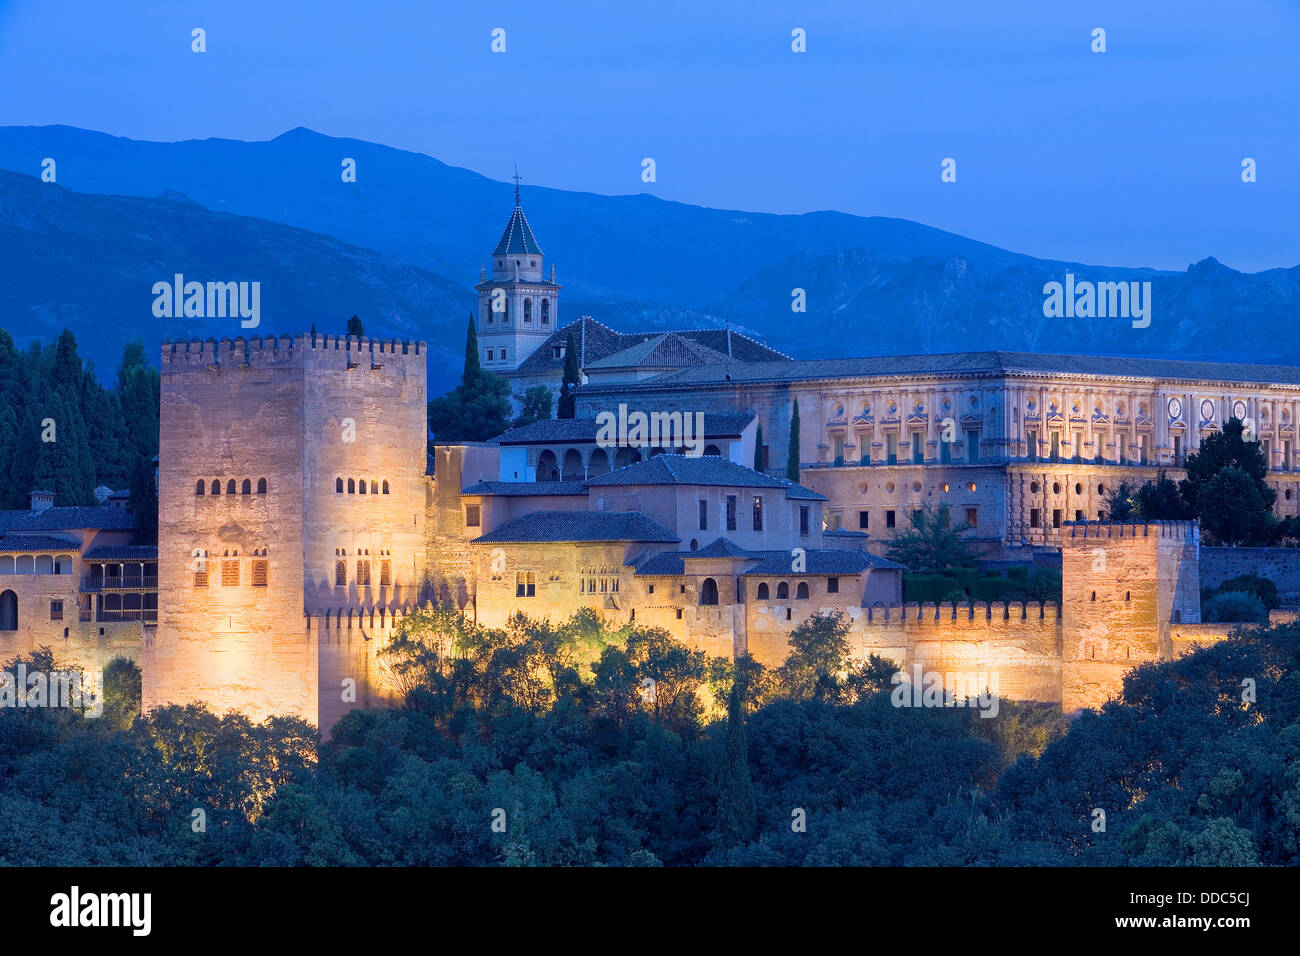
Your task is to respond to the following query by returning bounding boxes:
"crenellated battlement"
[1062,519,1199,543]
[159,333,426,370]
[856,600,1061,625]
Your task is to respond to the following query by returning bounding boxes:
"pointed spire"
[513,164,522,205]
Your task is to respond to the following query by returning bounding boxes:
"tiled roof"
[586,455,826,499]
[83,545,158,561]
[630,551,686,576]
[580,350,1300,392]
[512,317,788,376]
[0,534,81,553]
[741,549,904,576]
[492,202,543,256]
[472,510,679,544]
[493,413,755,445]
[684,537,753,559]
[0,506,134,533]
[628,544,902,577]
[584,333,733,371]
[461,481,587,497]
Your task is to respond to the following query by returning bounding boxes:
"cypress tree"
[347,315,364,337]
[714,680,758,851]
[128,453,158,544]
[558,331,580,419]
[463,314,482,395]
[753,423,765,473]
[787,400,801,481]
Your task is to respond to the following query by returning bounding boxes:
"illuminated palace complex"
[2,195,1293,727]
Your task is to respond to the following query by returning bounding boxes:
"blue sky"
[2,0,1296,271]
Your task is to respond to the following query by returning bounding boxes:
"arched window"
[348,479,355,494]
[196,480,205,495]
[524,299,532,324]
[370,480,378,495]
[700,578,719,605]
[0,590,16,631]
[757,582,770,600]
[796,582,809,599]
[211,480,221,495]
[382,480,389,494]
[776,582,789,600]
[226,479,236,495]
[257,478,267,494]
[241,479,251,495]
[359,479,367,495]
[541,300,549,326]
[336,477,344,493]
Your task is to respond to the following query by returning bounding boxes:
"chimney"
[29,490,54,512]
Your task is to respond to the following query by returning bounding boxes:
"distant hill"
[0,169,473,392]
[0,125,1298,376]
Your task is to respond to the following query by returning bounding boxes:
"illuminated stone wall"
[150,334,426,729]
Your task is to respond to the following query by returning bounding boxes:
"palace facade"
[577,352,1300,554]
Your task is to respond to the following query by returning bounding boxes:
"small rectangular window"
[335,560,346,587]
[466,504,481,528]
[648,584,654,595]
[380,560,391,587]
[515,571,536,598]
[698,499,708,531]
[885,510,896,529]
[726,495,737,532]
[1052,509,1062,528]
[222,560,239,587]
[858,510,869,529]
[1026,429,1038,460]
[50,599,63,621]
[194,568,209,588]
[965,507,978,528]
[252,560,268,587]
[800,505,810,536]
[827,578,839,594]
[1030,508,1040,528]
[966,429,980,463]
[1075,509,1084,522]
[357,560,371,586]
[752,496,764,531]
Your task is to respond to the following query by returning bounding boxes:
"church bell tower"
[475,170,560,372]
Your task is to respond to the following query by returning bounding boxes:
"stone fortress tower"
[474,172,561,374]
[149,334,427,730]
[1060,520,1201,711]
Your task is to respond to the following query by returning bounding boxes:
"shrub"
[1215,574,1279,610]
[1202,590,1268,623]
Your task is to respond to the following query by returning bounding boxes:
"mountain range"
[0,124,1297,393]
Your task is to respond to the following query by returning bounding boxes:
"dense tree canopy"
[0,328,158,514]
[3,610,1298,865]
[427,315,512,442]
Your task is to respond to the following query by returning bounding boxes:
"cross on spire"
[513,164,522,205]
